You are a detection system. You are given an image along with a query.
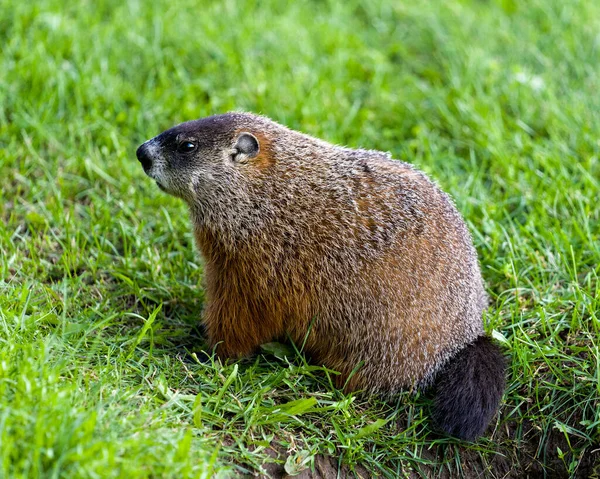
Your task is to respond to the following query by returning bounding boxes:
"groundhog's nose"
[136,143,153,172]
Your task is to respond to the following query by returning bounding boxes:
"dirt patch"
[502,418,600,479]
[237,424,600,479]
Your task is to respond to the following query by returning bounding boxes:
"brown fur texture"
[136,112,505,439]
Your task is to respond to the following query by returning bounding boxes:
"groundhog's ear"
[233,132,259,163]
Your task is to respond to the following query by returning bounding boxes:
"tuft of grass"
[1,0,599,477]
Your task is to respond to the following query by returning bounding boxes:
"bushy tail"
[432,336,506,441]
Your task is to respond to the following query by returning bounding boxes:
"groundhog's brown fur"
[136,112,506,440]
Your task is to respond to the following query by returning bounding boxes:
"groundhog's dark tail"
[432,335,506,441]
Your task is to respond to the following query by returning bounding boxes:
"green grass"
[1,0,599,477]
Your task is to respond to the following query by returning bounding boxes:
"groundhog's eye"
[177,141,197,153]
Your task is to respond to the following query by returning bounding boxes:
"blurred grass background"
[0,0,599,477]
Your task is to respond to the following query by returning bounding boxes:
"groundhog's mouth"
[155,180,166,191]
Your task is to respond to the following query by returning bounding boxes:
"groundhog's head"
[136,113,267,202]
[136,113,291,240]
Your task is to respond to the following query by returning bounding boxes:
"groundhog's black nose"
[136,143,153,172]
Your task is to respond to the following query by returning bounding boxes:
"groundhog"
[136,112,506,441]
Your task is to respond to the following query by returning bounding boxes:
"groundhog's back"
[282,152,485,391]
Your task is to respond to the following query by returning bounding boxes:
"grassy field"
[1,0,599,477]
